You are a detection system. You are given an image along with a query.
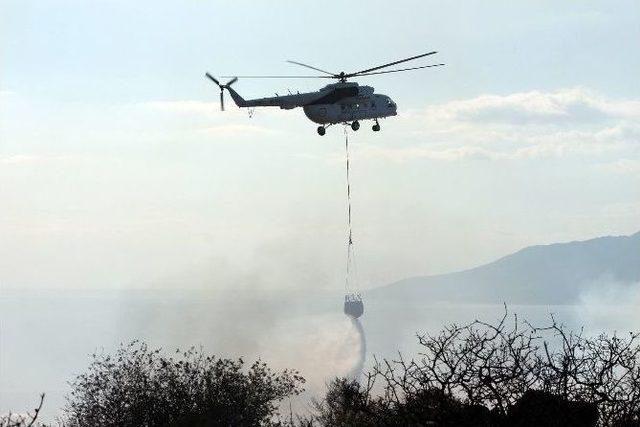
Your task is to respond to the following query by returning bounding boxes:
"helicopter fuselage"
[302,94,396,125]
[227,81,397,125]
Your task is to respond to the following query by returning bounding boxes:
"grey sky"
[1,0,639,292]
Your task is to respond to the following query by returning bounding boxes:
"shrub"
[63,341,304,427]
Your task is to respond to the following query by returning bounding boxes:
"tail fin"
[226,86,248,108]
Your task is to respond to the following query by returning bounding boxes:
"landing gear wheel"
[351,121,360,131]
[372,124,380,132]
[317,126,326,136]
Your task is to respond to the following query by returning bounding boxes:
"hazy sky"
[1,0,639,291]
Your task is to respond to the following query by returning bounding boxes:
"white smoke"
[242,312,363,395]
[575,280,640,333]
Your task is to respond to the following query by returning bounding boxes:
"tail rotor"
[205,73,237,111]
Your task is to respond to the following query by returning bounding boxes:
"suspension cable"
[345,126,355,293]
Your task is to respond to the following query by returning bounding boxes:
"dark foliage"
[62,341,304,427]
[304,379,499,427]
[505,390,598,427]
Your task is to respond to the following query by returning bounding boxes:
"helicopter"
[205,51,443,135]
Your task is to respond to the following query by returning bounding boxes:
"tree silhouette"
[304,309,640,426]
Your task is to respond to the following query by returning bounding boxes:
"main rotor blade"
[218,75,334,79]
[356,63,445,76]
[227,77,238,86]
[205,72,221,86]
[346,51,438,77]
[220,91,224,111]
[286,60,336,76]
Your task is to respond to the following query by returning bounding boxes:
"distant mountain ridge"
[370,231,640,304]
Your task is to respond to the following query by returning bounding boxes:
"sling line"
[345,126,354,292]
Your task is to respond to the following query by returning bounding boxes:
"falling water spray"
[347,317,367,380]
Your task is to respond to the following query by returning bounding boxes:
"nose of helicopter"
[390,100,398,115]
[384,97,398,115]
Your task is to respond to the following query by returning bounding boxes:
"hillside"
[369,231,640,304]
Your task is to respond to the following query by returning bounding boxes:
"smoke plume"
[575,279,640,332]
